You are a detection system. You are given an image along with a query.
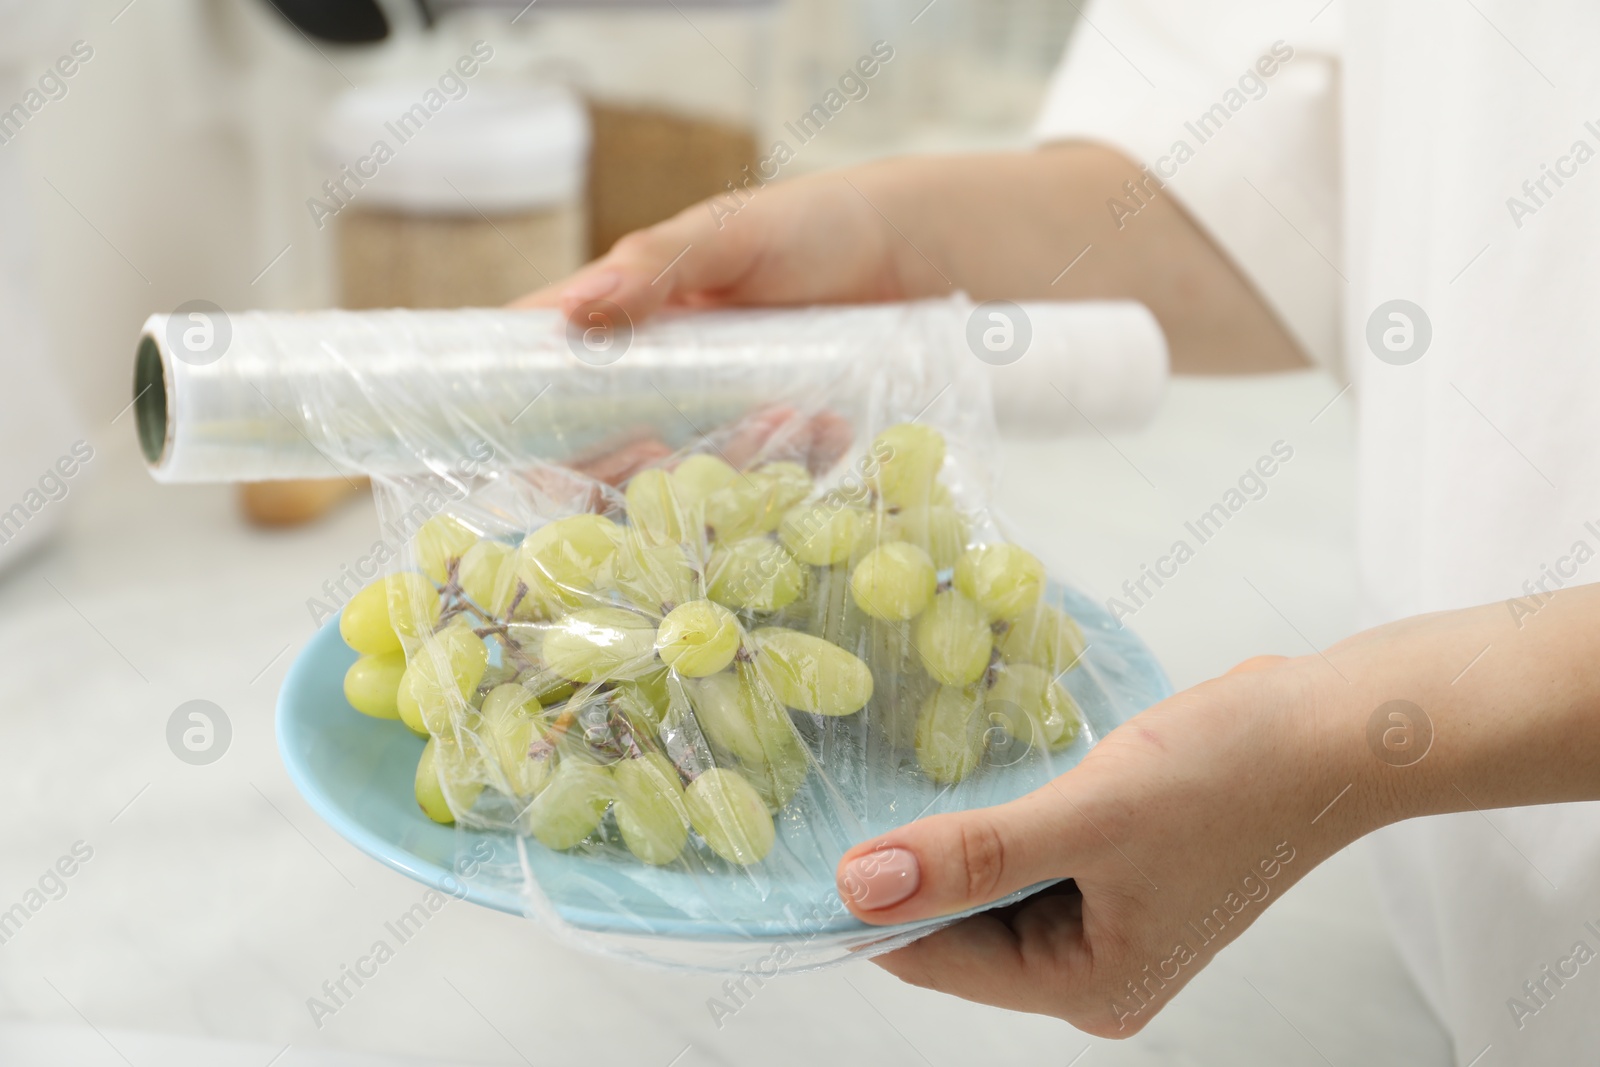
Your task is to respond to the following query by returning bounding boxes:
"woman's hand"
[515,147,1307,373]
[512,163,924,323]
[838,655,1363,1036]
[837,588,1600,1034]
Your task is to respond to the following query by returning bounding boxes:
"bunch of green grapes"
[335,420,1089,870]
[777,422,1090,784]
[335,453,871,869]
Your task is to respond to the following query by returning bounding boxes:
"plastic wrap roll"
[983,300,1168,436]
[133,297,1168,483]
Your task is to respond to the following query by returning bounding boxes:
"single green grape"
[868,423,946,507]
[481,683,551,796]
[998,604,1087,675]
[415,737,485,825]
[656,599,742,677]
[712,662,813,812]
[864,608,929,694]
[915,685,987,784]
[686,767,776,865]
[420,621,490,693]
[343,651,407,719]
[396,686,454,741]
[849,509,884,563]
[987,662,1082,751]
[523,759,613,850]
[707,538,804,612]
[779,502,867,566]
[340,573,441,654]
[684,666,797,765]
[414,515,479,585]
[885,503,969,571]
[703,480,769,542]
[612,753,690,865]
[702,462,811,541]
[630,663,674,707]
[612,666,673,735]
[500,514,622,616]
[750,626,874,715]
[387,572,446,641]
[624,468,689,547]
[803,562,869,650]
[397,623,489,736]
[954,543,1047,621]
[541,607,658,683]
[741,735,811,813]
[672,453,738,507]
[481,681,541,721]
[396,672,437,738]
[515,667,577,707]
[458,539,512,608]
[912,590,994,688]
[849,542,936,621]
[527,514,623,575]
[602,533,700,614]
[751,461,813,518]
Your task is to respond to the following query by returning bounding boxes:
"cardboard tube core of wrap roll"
[134,334,171,469]
[133,299,1169,484]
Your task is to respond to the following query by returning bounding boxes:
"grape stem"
[669,748,701,786]
[435,557,472,627]
[528,707,577,761]
[432,557,539,672]
[983,645,1004,688]
[596,701,646,761]
[468,618,537,672]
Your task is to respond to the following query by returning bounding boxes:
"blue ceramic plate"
[276,582,1171,943]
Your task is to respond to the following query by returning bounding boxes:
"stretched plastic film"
[143,296,1170,970]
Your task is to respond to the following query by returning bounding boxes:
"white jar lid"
[317,81,590,215]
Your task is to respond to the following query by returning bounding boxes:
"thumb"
[836,784,1080,926]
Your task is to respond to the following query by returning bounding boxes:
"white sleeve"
[1034,0,1344,372]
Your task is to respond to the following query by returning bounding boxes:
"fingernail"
[560,269,622,308]
[840,847,920,911]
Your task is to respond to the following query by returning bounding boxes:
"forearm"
[848,144,1307,374]
[1300,583,1600,839]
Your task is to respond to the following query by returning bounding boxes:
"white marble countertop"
[0,369,1451,1066]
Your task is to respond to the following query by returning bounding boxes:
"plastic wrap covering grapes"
[188,296,1169,971]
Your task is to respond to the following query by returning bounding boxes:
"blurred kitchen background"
[0,1,1450,1065]
[21,0,1079,422]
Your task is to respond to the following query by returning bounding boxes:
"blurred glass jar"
[316,81,590,308]
[486,0,779,256]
